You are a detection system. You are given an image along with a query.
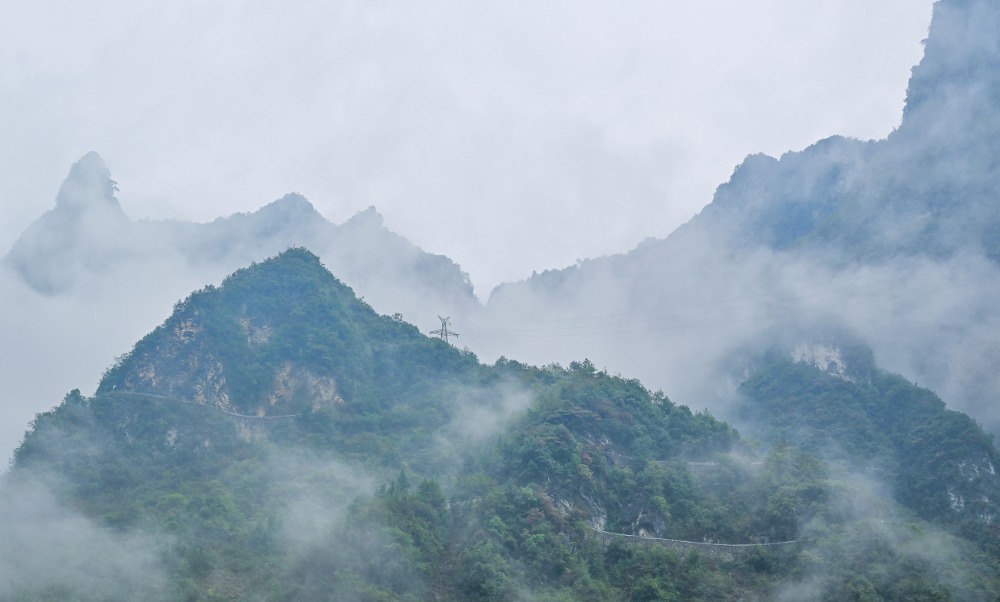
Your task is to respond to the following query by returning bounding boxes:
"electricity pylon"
[430,316,459,344]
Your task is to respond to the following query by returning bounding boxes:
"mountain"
[0,156,482,464]
[477,0,1000,437]
[3,152,132,293]
[695,0,1000,262]
[5,249,1000,600]
[3,153,477,321]
[92,247,482,469]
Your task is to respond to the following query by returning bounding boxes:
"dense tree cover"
[739,350,1000,599]
[739,350,1000,527]
[96,248,483,471]
[6,250,1000,600]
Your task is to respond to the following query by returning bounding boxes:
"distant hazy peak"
[54,152,125,217]
[259,193,320,217]
[3,152,129,294]
[343,206,385,229]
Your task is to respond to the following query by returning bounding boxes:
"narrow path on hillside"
[100,390,301,419]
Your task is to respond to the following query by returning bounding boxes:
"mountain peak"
[95,246,476,418]
[257,193,320,219]
[223,246,329,287]
[903,0,1000,128]
[97,246,365,414]
[2,152,130,293]
[343,206,384,229]
[54,152,125,216]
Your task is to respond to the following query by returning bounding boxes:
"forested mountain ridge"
[6,249,1000,600]
[96,248,474,422]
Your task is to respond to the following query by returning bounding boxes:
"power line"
[471,257,992,329]
[461,276,986,339]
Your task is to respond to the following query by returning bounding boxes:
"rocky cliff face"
[108,292,346,418]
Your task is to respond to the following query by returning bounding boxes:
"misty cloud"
[773,466,984,601]
[0,476,168,600]
[266,447,378,556]
[428,379,535,479]
[470,239,1000,437]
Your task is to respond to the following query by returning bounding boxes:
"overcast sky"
[1,1,934,296]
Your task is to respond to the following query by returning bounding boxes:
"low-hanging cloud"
[771,462,987,601]
[266,447,379,556]
[0,475,169,601]
[465,234,1000,436]
[428,378,535,480]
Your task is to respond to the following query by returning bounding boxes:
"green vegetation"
[5,249,1000,600]
[740,349,1000,527]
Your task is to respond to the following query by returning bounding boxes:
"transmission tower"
[430,315,459,344]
